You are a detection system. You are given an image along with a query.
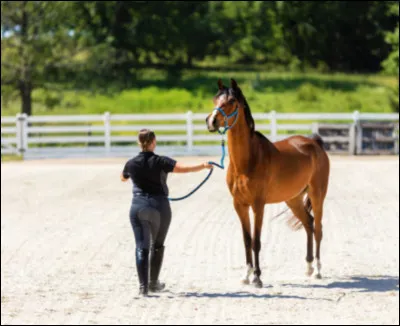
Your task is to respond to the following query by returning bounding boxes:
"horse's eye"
[229,99,236,104]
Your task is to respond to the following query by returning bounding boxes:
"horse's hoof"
[315,273,322,279]
[252,277,263,288]
[253,279,263,288]
[241,278,250,285]
[241,265,254,285]
[306,267,314,277]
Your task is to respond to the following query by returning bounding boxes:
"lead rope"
[168,136,226,201]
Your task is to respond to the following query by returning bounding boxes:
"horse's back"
[272,134,322,154]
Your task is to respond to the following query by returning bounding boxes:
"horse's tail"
[311,133,324,149]
[285,195,313,232]
[311,134,325,149]
[272,187,313,232]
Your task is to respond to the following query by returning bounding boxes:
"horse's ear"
[230,78,238,89]
[217,79,224,90]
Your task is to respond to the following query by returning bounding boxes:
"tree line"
[1,1,399,115]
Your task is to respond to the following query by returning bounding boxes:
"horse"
[205,78,330,288]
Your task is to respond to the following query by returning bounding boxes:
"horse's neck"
[227,118,254,175]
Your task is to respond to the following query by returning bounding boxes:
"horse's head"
[205,79,240,133]
[206,78,254,134]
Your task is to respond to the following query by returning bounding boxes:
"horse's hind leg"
[233,200,254,284]
[313,204,323,279]
[286,196,315,277]
[308,191,325,279]
[309,148,329,279]
[308,163,329,279]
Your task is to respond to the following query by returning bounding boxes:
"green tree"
[1,1,83,115]
[382,1,399,75]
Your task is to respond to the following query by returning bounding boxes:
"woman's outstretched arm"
[172,162,212,173]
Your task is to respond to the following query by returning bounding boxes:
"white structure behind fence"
[1,111,399,159]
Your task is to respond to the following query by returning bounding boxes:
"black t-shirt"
[122,151,177,197]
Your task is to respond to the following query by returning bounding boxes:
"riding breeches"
[129,195,172,250]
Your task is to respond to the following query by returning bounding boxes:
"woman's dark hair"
[138,129,156,151]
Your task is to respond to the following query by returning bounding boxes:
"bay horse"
[205,79,330,288]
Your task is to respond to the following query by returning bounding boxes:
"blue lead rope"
[167,138,226,202]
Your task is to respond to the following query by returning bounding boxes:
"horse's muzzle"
[205,115,218,132]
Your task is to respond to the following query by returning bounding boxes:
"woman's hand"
[203,162,213,170]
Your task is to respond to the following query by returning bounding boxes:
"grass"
[1,154,23,162]
[1,70,398,117]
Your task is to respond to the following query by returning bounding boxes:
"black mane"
[255,130,267,140]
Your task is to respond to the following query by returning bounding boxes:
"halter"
[167,106,238,201]
[213,106,239,135]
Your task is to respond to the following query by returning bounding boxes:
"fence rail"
[1,111,398,159]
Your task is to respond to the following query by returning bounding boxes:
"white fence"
[1,111,399,159]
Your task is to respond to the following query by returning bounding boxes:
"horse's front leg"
[233,200,254,284]
[251,201,265,288]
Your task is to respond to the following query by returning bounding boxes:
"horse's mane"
[255,130,267,140]
[237,89,270,141]
[241,96,255,134]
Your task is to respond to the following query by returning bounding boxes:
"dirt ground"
[1,155,399,325]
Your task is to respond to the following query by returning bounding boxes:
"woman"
[120,128,212,296]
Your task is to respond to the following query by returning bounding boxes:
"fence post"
[21,113,28,158]
[394,123,399,155]
[349,123,357,155]
[15,113,22,156]
[103,111,111,155]
[352,110,360,155]
[16,113,28,158]
[311,122,319,135]
[270,110,277,142]
[186,110,193,154]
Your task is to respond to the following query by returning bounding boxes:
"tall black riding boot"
[149,246,165,292]
[135,248,149,296]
